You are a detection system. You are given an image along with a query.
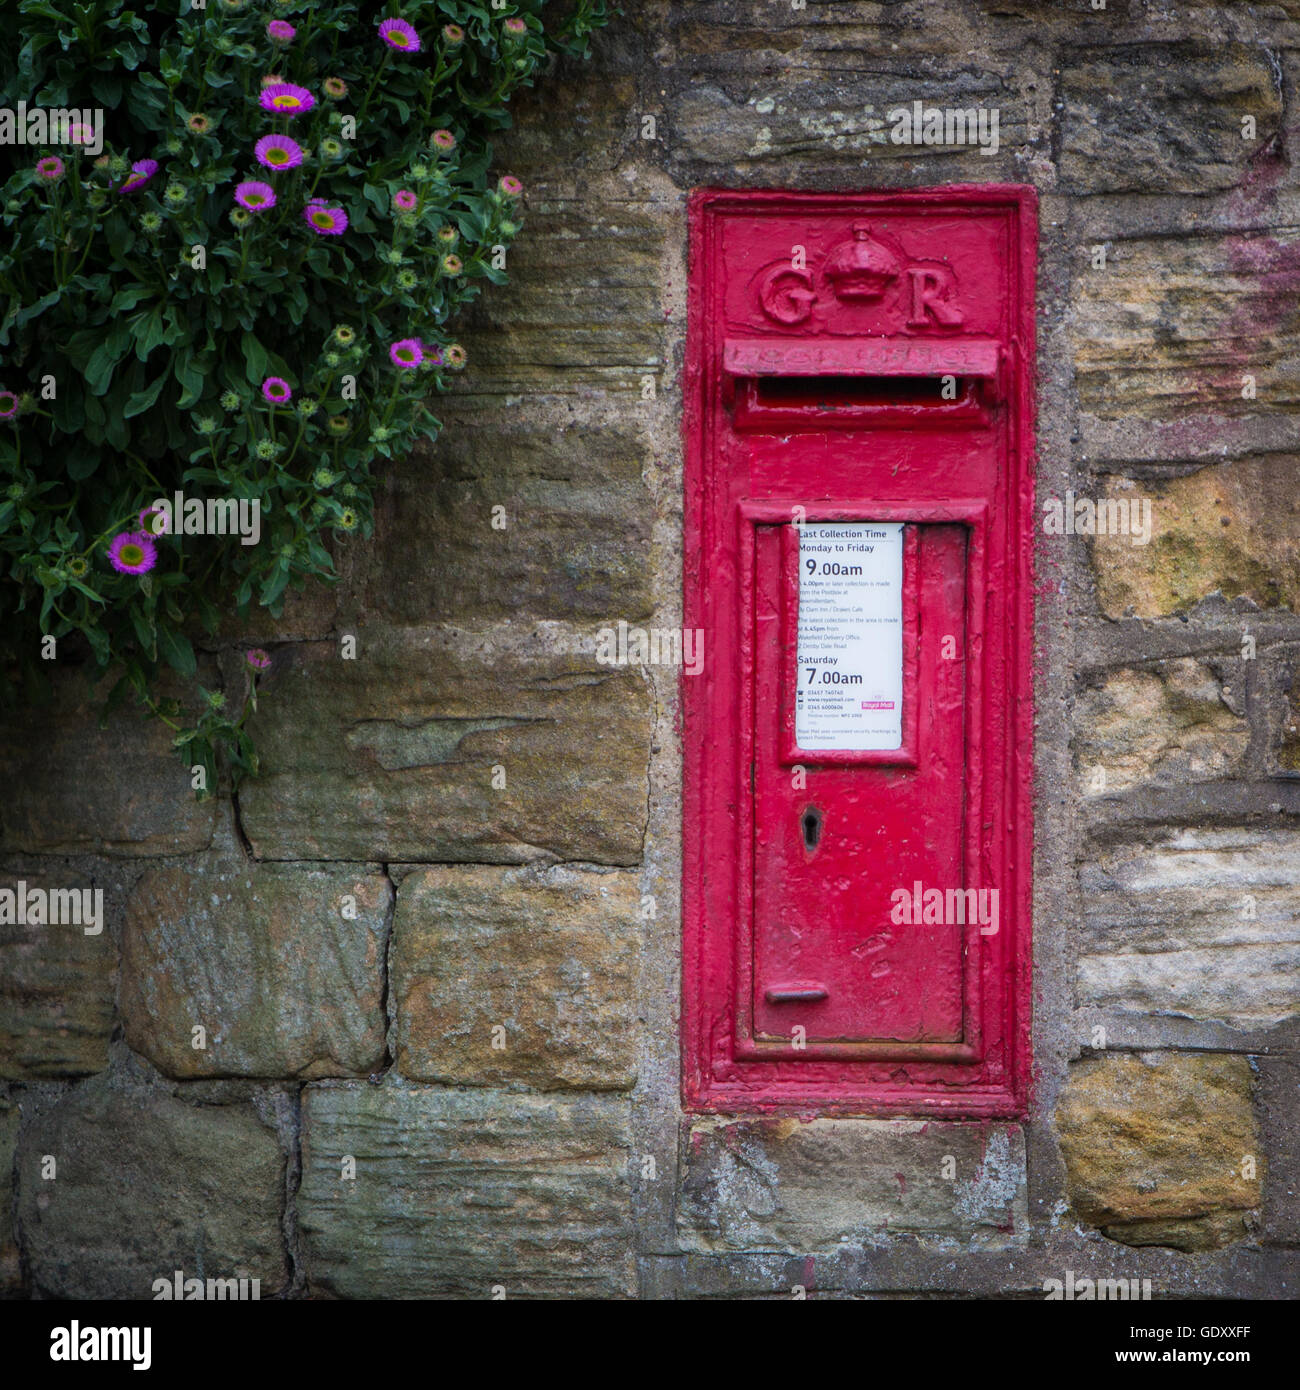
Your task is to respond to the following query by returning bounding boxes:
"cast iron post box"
[682,187,1036,1116]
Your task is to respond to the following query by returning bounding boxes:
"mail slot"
[682,187,1036,1117]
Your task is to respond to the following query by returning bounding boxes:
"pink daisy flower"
[393,189,417,212]
[246,648,272,672]
[379,18,420,53]
[139,506,169,536]
[107,531,158,575]
[303,200,348,236]
[235,180,276,212]
[445,344,467,369]
[430,129,456,152]
[498,174,523,197]
[0,390,19,418]
[262,376,293,404]
[120,158,159,193]
[67,122,94,145]
[389,339,423,369]
[323,76,348,100]
[266,19,295,43]
[259,82,315,117]
[36,155,64,181]
[254,134,303,171]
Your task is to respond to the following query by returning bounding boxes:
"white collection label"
[795,521,904,751]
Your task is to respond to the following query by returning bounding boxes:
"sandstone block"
[121,860,390,1079]
[390,864,640,1090]
[239,625,651,864]
[0,873,116,1079]
[298,1082,635,1298]
[678,1119,1027,1252]
[17,1074,287,1298]
[1079,828,1300,1030]
[1057,1053,1261,1251]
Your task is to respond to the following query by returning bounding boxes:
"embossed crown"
[823,222,900,302]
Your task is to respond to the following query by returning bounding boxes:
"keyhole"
[802,806,823,851]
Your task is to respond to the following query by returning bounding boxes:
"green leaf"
[66,446,100,481]
[111,285,153,315]
[13,287,61,330]
[84,329,131,396]
[90,70,122,106]
[241,331,270,385]
[156,626,196,677]
[129,603,157,660]
[173,353,205,408]
[258,563,291,608]
[84,622,110,668]
[52,381,85,432]
[124,372,167,418]
[133,306,167,361]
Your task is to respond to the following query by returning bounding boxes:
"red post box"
[682,187,1036,1117]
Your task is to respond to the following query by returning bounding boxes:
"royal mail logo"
[753,222,965,331]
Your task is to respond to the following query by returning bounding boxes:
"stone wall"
[2,0,1299,1299]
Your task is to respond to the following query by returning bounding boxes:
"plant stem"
[356,51,391,127]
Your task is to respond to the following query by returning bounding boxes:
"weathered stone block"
[1091,459,1300,617]
[1057,1053,1261,1251]
[1271,646,1300,772]
[298,1082,634,1298]
[1072,233,1300,424]
[215,564,343,644]
[505,74,639,176]
[1079,828,1300,1030]
[455,193,666,396]
[367,424,653,624]
[1061,45,1281,194]
[239,625,650,864]
[667,71,1030,179]
[120,860,390,1079]
[0,873,116,1079]
[1074,659,1247,795]
[0,675,217,857]
[391,864,640,1090]
[678,1119,1027,1252]
[0,1094,20,1293]
[674,0,1044,64]
[17,1073,287,1298]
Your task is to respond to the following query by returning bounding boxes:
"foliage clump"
[0,0,608,787]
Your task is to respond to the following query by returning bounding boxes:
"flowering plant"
[0,0,608,791]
